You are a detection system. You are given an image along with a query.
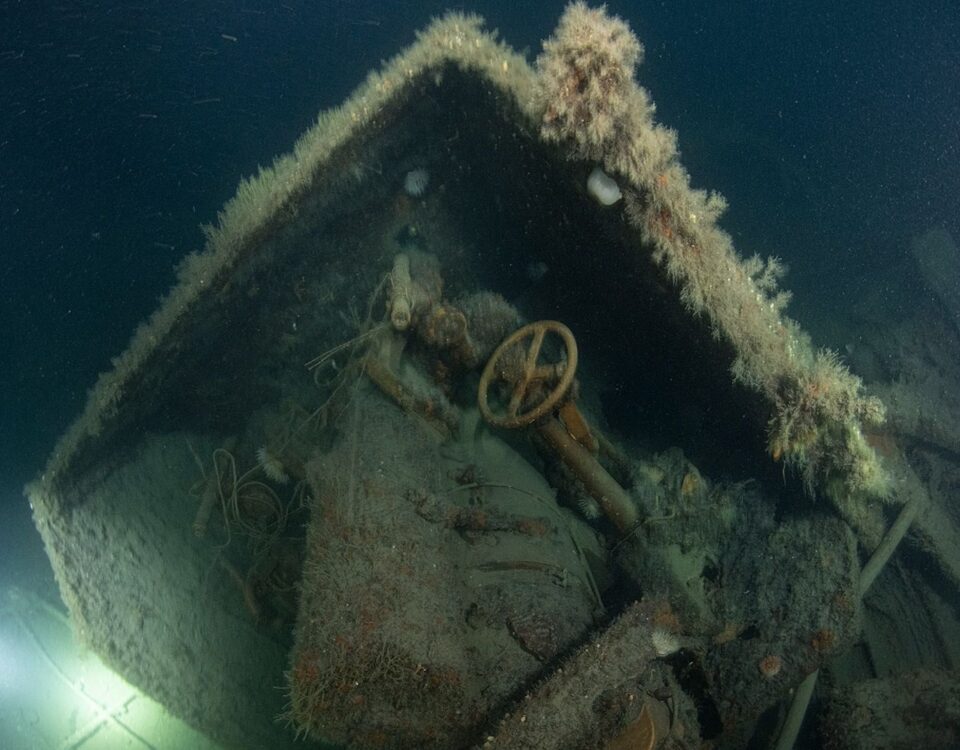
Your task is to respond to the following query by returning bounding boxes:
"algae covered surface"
[20,4,960,750]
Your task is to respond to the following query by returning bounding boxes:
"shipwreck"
[27,4,960,749]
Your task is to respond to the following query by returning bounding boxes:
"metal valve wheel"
[478,320,578,429]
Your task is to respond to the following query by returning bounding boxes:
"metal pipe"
[537,416,638,534]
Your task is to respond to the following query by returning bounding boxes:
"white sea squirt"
[586,166,622,206]
[403,167,430,197]
[651,627,681,657]
[257,446,290,484]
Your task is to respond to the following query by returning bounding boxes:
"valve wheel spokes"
[478,321,578,429]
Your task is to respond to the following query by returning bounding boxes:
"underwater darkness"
[0,0,957,597]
